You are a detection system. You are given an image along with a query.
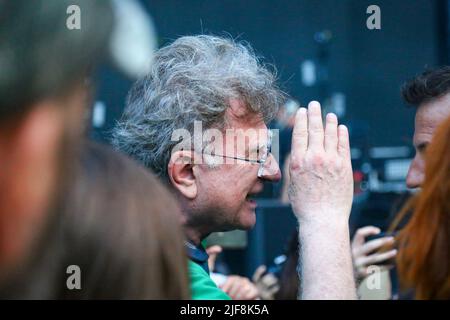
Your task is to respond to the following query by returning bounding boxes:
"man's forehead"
[222,99,270,151]
[418,94,450,125]
[415,94,450,145]
[225,99,266,126]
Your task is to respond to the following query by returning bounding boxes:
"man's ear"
[168,150,198,200]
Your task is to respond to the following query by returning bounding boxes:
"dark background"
[94,0,447,148]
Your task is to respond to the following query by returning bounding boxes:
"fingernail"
[299,107,307,114]
[309,101,320,109]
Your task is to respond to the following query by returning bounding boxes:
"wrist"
[297,217,350,246]
[296,212,350,231]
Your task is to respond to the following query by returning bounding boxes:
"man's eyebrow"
[415,142,429,152]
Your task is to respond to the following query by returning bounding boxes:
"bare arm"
[297,217,355,299]
[288,101,356,299]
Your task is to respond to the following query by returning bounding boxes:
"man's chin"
[237,208,257,230]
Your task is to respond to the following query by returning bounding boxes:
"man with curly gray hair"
[112,35,283,299]
[112,35,357,300]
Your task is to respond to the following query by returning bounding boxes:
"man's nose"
[259,154,282,182]
[406,157,424,189]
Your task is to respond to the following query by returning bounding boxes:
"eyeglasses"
[202,130,279,178]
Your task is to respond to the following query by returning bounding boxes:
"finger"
[352,226,381,246]
[361,249,397,266]
[227,279,245,298]
[252,265,267,282]
[324,113,338,152]
[307,101,324,151]
[268,285,280,295]
[261,275,278,287]
[338,124,351,158]
[361,237,395,255]
[220,277,233,293]
[291,107,308,159]
[239,284,258,300]
[207,258,216,272]
[229,285,242,299]
[246,286,260,300]
[233,289,246,300]
[355,263,368,279]
[355,226,381,239]
[206,245,223,256]
[223,277,242,296]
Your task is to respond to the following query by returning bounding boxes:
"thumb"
[252,265,267,282]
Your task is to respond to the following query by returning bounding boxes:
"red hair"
[391,116,450,299]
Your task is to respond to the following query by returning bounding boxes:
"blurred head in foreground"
[393,116,450,299]
[1,142,189,299]
[0,0,112,279]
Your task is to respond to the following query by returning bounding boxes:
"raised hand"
[289,101,356,300]
[289,101,353,225]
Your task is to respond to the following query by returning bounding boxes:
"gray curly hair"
[111,35,284,181]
